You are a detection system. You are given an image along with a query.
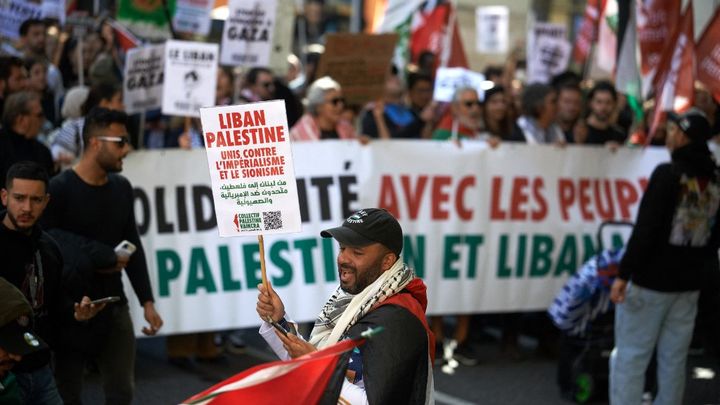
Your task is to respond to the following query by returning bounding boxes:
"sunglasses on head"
[97,136,130,147]
[463,100,482,108]
[328,97,345,106]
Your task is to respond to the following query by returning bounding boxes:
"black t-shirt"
[320,129,339,139]
[585,123,627,145]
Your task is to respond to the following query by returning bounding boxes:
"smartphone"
[268,318,289,337]
[115,240,137,257]
[90,296,121,305]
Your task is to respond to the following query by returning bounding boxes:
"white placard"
[124,44,165,114]
[199,100,301,237]
[0,0,42,40]
[174,0,214,36]
[475,6,509,54]
[162,40,218,118]
[433,67,487,103]
[527,36,572,84]
[220,0,277,67]
[41,0,66,25]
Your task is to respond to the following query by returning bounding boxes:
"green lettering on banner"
[443,235,461,279]
[554,235,578,277]
[497,234,511,278]
[466,235,484,279]
[157,249,181,297]
[322,238,337,282]
[515,235,527,277]
[403,235,425,278]
[243,243,262,288]
[186,247,217,294]
[270,241,293,287]
[219,246,241,291]
[530,235,554,277]
[611,233,624,249]
[294,238,317,284]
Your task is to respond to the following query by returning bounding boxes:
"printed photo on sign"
[162,40,218,118]
[475,6,509,54]
[220,0,277,67]
[433,67,487,103]
[200,100,301,237]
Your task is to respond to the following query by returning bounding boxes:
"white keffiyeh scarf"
[309,259,413,348]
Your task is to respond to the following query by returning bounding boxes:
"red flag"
[572,0,605,67]
[637,0,681,97]
[696,7,720,104]
[181,337,362,405]
[106,19,141,52]
[410,3,468,73]
[649,1,694,141]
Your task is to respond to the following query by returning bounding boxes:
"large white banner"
[122,142,669,335]
[220,0,277,67]
[124,44,165,114]
[162,40,218,118]
[199,100,301,237]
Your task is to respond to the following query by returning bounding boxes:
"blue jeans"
[610,282,699,405]
[15,364,64,405]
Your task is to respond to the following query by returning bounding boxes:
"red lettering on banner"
[558,178,576,221]
[510,177,529,220]
[615,180,639,220]
[531,178,547,221]
[401,175,428,219]
[378,176,399,218]
[490,177,507,220]
[456,177,475,220]
[638,177,649,191]
[431,176,452,220]
[594,180,615,220]
[578,179,593,221]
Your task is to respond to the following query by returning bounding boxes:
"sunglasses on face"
[327,97,345,106]
[97,136,130,147]
[462,100,482,108]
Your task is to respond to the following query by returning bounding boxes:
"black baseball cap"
[321,208,403,256]
[0,278,48,356]
[668,109,712,142]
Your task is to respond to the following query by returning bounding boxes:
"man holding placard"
[256,208,435,404]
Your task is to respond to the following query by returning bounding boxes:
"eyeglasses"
[462,100,482,108]
[327,97,345,106]
[97,136,130,147]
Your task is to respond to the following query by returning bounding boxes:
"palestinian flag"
[181,336,362,405]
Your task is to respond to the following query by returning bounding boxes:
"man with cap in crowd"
[0,277,50,405]
[1,160,105,404]
[610,109,720,405]
[256,208,435,404]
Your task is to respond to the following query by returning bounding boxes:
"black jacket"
[620,141,720,291]
[0,215,68,371]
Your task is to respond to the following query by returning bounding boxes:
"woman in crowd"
[479,86,514,142]
[290,76,357,141]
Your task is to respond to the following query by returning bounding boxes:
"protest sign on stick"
[124,44,165,114]
[162,40,219,118]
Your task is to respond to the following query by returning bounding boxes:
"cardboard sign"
[124,44,165,114]
[316,33,398,106]
[199,100,301,237]
[162,40,218,118]
[475,6,509,54]
[220,0,277,67]
[0,0,42,40]
[433,67,487,103]
[527,22,570,84]
[174,0,214,36]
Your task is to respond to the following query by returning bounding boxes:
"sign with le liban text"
[199,100,301,237]
[162,40,218,118]
[220,0,277,67]
[124,44,165,114]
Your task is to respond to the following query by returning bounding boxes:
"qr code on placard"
[263,211,283,231]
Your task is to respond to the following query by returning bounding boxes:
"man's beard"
[339,257,383,295]
[6,210,33,233]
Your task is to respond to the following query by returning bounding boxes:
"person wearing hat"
[610,109,720,404]
[0,277,49,405]
[256,208,435,404]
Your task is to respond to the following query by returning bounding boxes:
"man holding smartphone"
[42,108,163,405]
[0,161,104,404]
[256,208,435,404]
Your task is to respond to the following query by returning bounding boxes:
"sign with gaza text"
[162,40,218,118]
[199,100,301,237]
[124,44,165,114]
[220,0,277,67]
[0,0,41,40]
[121,142,669,335]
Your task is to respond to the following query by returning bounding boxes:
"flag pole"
[258,234,275,324]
